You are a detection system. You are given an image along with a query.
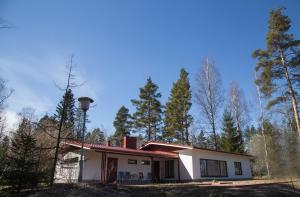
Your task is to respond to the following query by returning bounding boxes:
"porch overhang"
[64,141,178,159]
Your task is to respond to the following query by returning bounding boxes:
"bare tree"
[0,77,13,137]
[254,70,270,178]
[228,82,249,148]
[194,57,223,149]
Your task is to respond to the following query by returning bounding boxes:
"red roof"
[64,141,178,159]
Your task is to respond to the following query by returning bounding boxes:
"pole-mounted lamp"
[77,97,94,182]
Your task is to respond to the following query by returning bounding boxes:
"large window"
[165,160,174,178]
[200,159,228,177]
[234,162,242,175]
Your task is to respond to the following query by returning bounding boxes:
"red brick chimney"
[106,140,111,147]
[121,136,137,149]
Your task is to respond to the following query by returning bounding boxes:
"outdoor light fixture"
[78,96,94,182]
[78,97,94,112]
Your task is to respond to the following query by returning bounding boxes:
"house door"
[153,161,160,181]
[107,158,118,183]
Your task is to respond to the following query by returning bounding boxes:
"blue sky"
[0,0,299,136]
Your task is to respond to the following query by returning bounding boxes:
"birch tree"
[228,82,248,152]
[254,70,271,178]
[194,57,223,149]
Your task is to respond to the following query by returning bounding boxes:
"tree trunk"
[185,119,189,145]
[255,71,270,178]
[212,117,218,150]
[279,49,300,135]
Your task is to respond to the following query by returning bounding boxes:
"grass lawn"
[1,179,300,197]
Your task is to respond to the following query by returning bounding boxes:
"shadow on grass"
[1,182,300,197]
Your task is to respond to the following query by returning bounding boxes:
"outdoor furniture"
[147,172,152,183]
[125,171,130,183]
[138,172,144,184]
[118,171,125,184]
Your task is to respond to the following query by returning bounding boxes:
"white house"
[55,136,252,183]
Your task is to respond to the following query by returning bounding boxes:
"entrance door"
[107,158,118,183]
[153,161,160,182]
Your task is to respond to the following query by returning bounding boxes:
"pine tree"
[5,118,41,190]
[164,68,193,144]
[220,110,241,153]
[113,106,131,143]
[131,77,162,142]
[55,88,76,138]
[252,7,300,135]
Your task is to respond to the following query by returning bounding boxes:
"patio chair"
[118,171,125,184]
[138,172,144,184]
[125,171,130,184]
[131,173,138,184]
[147,172,152,183]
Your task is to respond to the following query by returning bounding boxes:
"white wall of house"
[82,151,102,181]
[106,153,152,180]
[55,150,102,182]
[55,152,80,183]
[183,149,252,180]
[178,149,194,180]
[56,148,252,183]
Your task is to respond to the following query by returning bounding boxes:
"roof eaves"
[140,142,193,150]
[192,146,253,157]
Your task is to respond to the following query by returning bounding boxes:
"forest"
[0,7,299,192]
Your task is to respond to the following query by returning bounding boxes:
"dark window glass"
[234,162,242,175]
[165,160,174,178]
[128,159,137,164]
[200,159,228,177]
[141,160,150,165]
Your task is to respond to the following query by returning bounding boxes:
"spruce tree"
[85,128,106,145]
[55,88,76,138]
[131,77,162,142]
[262,121,285,177]
[5,118,41,190]
[220,109,241,153]
[244,125,258,150]
[113,106,131,143]
[196,130,208,148]
[0,135,9,184]
[164,68,193,144]
[252,7,300,135]
[284,128,300,177]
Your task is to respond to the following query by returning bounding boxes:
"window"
[141,160,150,165]
[234,162,242,175]
[128,159,137,164]
[200,159,228,177]
[165,160,174,178]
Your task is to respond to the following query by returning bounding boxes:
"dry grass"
[1,179,300,197]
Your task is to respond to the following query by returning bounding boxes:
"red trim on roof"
[64,141,178,159]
